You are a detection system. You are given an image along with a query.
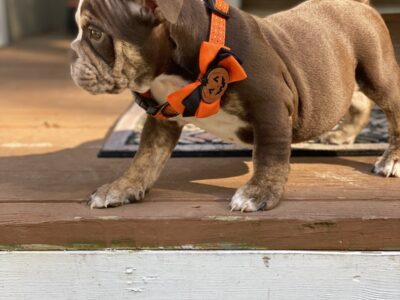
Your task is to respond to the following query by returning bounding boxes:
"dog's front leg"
[231,97,292,212]
[90,116,182,209]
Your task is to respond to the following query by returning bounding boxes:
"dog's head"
[70,0,184,94]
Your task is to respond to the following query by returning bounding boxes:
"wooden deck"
[0,15,399,251]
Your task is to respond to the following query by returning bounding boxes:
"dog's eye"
[89,28,103,42]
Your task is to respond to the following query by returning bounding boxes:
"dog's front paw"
[89,178,146,209]
[373,155,400,178]
[230,184,282,213]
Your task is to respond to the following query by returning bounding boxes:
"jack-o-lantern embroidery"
[202,67,230,104]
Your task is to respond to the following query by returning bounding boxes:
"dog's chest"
[177,112,250,146]
[150,74,251,146]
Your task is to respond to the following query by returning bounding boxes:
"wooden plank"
[1,152,400,203]
[1,148,400,250]
[0,251,399,300]
[0,201,399,250]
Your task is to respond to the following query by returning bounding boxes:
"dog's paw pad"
[373,158,400,178]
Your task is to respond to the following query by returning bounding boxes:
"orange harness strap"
[136,0,247,120]
[208,0,229,45]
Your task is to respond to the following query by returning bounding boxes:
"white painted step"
[1,251,399,300]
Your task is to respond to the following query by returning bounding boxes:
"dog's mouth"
[70,57,129,95]
[70,37,155,95]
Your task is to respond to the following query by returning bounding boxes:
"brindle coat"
[71,0,400,212]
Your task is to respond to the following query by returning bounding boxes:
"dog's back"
[258,0,392,141]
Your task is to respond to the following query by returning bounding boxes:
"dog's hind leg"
[319,89,374,145]
[356,18,400,177]
[369,72,400,177]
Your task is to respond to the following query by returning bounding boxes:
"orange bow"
[167,42,247,118]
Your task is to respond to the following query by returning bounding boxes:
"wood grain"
[0,198,400,250]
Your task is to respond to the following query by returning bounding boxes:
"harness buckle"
[134,92,160,116]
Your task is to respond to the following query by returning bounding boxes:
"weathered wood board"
[1,154,400,250]
[0,251,399,300]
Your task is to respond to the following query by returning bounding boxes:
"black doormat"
[99,104,388,158]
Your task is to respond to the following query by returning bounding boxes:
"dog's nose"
[69,49,79,63]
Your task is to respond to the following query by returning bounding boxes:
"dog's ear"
[152,0,184,24]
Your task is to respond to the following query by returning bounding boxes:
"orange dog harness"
[136,0,247,120]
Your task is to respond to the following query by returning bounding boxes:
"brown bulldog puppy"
[71,0,400,212]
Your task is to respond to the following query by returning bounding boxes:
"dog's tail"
[353,0,370,5]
